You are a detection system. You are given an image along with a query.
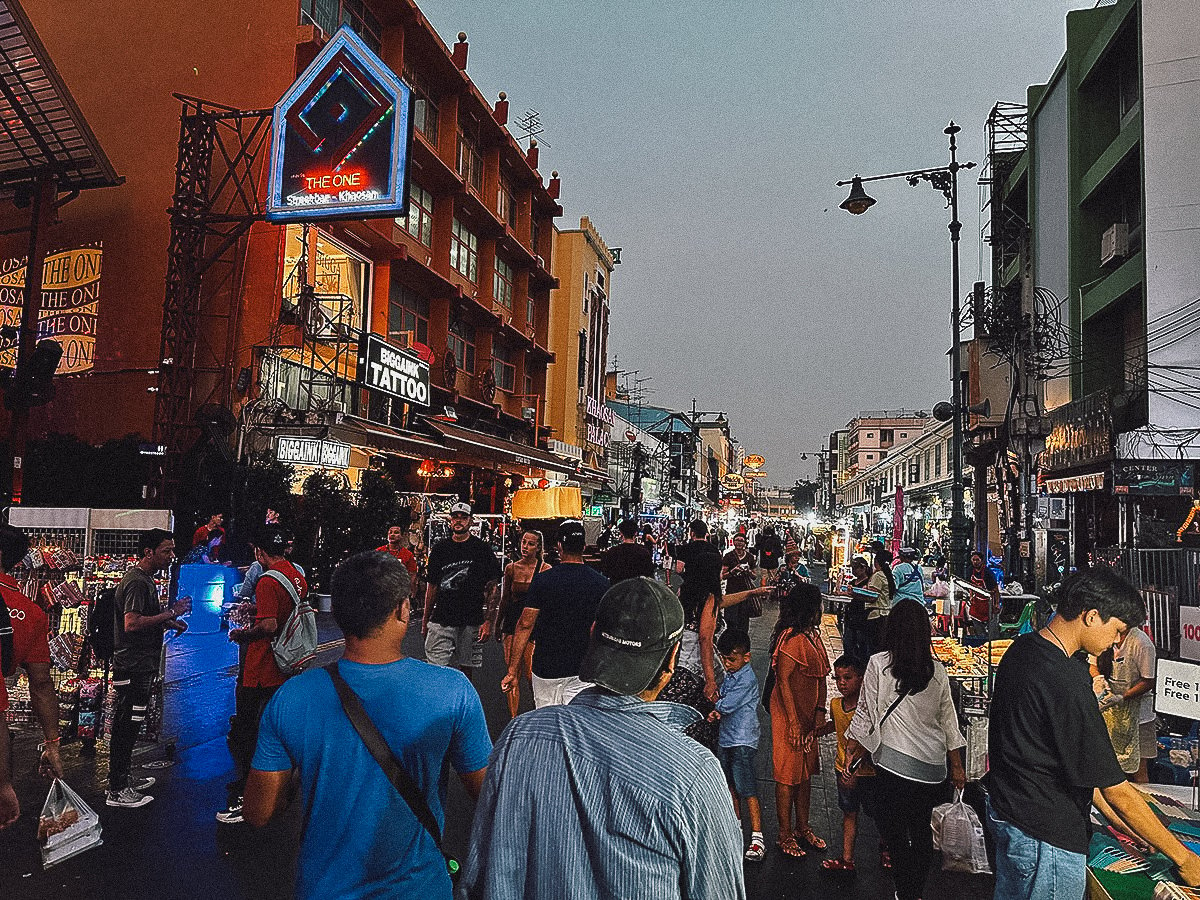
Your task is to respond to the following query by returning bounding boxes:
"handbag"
[325,662,460,880]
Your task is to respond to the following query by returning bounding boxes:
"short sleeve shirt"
[1118,628,1157,725]
[242,559,306,688]
[426,536,503,627]
[721,550,757,594]
[598,543,655,583]
[526,563,609,679]
[113,566,164,677]
[376,545,418,577]
[987,633,1127,853]
[0,575,50,712]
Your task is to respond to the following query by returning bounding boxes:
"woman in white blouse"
[845,598,966,900]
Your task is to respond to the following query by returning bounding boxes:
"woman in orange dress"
[768,582,830,858]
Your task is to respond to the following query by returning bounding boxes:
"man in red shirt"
[218,524,307,824]
[192,511,225,556]
[0,524,62,830]
[376,524,418,589]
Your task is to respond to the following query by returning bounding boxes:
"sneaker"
[745,834,766,862]
[131,776,157,793]
[215,798,244,824]
[106,787,153,808]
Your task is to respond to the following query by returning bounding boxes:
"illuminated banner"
[266,27,412,222]
[276,436,351,469]
[0,245,102,375]
[358,333,430,406]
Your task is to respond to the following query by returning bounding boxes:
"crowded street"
[3,0,1200,899]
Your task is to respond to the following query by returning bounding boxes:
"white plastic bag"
[39,778,102,868]
[932,788,991,874]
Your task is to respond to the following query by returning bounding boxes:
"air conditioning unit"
[521,407,537,421]
[1101,223,1130,267]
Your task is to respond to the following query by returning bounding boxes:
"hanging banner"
[0,244,102,375]
[891,485,904,556]
[266,27,413,222]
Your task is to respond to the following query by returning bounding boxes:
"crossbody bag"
[324,662,460,879]
[857,688,910,755]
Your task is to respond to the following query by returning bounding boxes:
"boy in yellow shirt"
[820,654,876,872]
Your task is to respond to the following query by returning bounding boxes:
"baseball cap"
[449,501,473,516]
[557,519,586,544]
[252,525,289,554]
[899,546,919,559]
[579,577,684,696]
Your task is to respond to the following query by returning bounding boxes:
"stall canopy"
[511,486,582,520]
[425,418,577,476]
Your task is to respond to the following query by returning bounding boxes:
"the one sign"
[1156,659,1200,719]
[743,454,765,469]
[1182,607,1200,663]
[358,333,430,406]
[276,436,352,469]
[1114,460,1195,497]
[266,27,412,222]
[0,245,103,374]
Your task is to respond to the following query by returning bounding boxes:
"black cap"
[558,519,586,548]
[252,524,289,554]
[579,577,684,695]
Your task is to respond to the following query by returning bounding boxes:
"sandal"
[801,829,827,851]
[776,836,807,858]
[821,857,856,872]
[745,836,766,862]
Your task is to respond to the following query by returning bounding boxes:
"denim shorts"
[986,795,1087,900]
[836,774,875,814]
[424,623,483,668]
[718,745,758,799]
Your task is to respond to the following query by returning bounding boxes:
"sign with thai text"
[266,27,412,222]
[276,436,351,469]
[358,333,430,407]
[0,245,102,375]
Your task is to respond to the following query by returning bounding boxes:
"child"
[820,654,876,873]
[708,628,765,861]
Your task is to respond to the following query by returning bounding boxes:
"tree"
[790,479,818,512]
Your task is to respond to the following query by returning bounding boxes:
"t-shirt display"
[598,542,655,583]
[253,658,492,900]
[112,567,164,677]
[427,536,503,628]
[526,563,609,680]
[987,632,1127,854]
[242,559,306,689]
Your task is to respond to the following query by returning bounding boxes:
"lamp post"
[837,122,975,577]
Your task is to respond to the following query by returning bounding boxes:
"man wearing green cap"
[465,576,745,899]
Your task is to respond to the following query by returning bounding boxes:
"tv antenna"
[515,108,549,148]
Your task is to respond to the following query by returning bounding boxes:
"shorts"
[717,745,758,799]
[531,674,589,708]
[425,623,483,668]
[1140,721,1158,761]
[836,773,875,814]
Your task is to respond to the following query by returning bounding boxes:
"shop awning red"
[424,418,576,475]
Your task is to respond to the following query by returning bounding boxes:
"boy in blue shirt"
[709,627,765,861]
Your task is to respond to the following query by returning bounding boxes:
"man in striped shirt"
[465,577,745,899]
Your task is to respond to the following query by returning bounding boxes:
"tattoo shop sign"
[276,436,351,469]
[358,333,430,407]
[0,245,102,375]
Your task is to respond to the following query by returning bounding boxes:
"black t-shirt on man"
[427,535,503,627]
[113,567,164,677]
[755,534,784,570]
[526,563,609,679]
[599,542,655,583]
[987,632,1127,854]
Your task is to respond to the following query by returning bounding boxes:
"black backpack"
[88,587,118,662]
[0,587,14,678]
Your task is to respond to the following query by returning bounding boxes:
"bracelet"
[39,737,61,751]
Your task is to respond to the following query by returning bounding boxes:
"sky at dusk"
[417,1,1097,486]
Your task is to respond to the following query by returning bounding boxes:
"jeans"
[873,768,945,900]
[986,796,1087,900]
[109,672,154,791]
[226,684,279,801]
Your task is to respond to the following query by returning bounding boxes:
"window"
[493,256,514,309]
[456,129,483,194]
[402,70,439,145]
[492,340,515,392]
[281,225,369,334]
[524,373,533,398]
[497,179,517,228]
[865,453,874,461]
[526,295,535,330]
[577,331,588,389]
[387,280,428,348]
[300,0,381,53]
[449,319,476,373]
[934,444,942,477]
[397,182,433,247]
[880,429,894,443]
[531,217,541,257]
[450,217,478,282]
[924,450,931,482]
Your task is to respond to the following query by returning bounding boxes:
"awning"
[425,418,576,475]
[328,415,452,462]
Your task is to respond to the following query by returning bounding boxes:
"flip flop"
[801,829,827,851]
[821,858,856,872]
[776,836,806,858]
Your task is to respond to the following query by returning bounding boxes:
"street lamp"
[836,122,976,577]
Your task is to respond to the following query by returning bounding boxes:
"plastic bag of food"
[932,789,991,874]
[39,778,102,868]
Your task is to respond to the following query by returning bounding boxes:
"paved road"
[2,578,995,899]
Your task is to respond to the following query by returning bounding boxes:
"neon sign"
[266,27,412,222]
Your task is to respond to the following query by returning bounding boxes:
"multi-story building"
[1,0,573,511]
[845,410,928,475]
[546,216,614,496]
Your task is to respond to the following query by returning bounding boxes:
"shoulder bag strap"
[324,663,446,852]
[877,689,908,729]
[259,568,301,606]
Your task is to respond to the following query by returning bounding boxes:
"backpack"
[0,587,15,677]
[88,586,118,662]
[260,569,318,676]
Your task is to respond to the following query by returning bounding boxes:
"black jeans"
[109,672,154,791]
[873,768,946,900]
[226,684,279,801]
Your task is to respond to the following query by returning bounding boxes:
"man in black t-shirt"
[720,533,757,636]
[987,568,1200,899]
[599,519,656,584]
[674,520,722,587]
[753,526,783,584]
[423,502,502,680]
[502,521,608,707]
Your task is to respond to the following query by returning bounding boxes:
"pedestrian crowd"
[7,510,1200,900]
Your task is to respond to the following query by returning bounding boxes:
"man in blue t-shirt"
[244,552,491,900]
[892,547,926,606]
